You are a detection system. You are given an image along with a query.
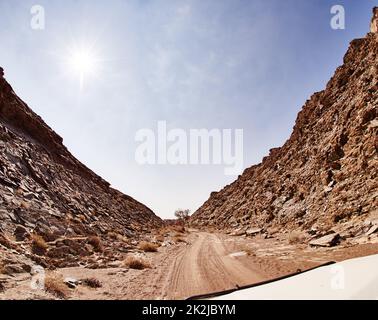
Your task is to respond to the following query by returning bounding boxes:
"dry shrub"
[87,236,103,252]
[139,241,158,252]
[170,225,186,234]
[124,256,151,270]
[155,235,164,243]
[173,225,186,233]
[31,234,48,255]
[158,227,170,236]
[20,201,31,210]
[108,232,128,243]
[173,231,185,237]
[158,225,186,236]
[82,278,102,288]
[44,273,69,299]
[239,245,254,256]
[173,236,187,244]
[117,234,129,243]
[288,231,306,244]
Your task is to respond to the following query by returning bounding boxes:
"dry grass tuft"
[239,245,254,256]
[155,235,165,243]
[108,232,129,243]
[31,234,48,255]
[173,236,187,244]
[173,231,185,237]
[158,228,168,236]
[123,256,151,270]
[158,225,186,236]
[139,241,159,252]
[288,231,306,244]
[117,234,129,243]
[82,278,102,288]
[44,273,69,299]
[87,236,103,252]
[20,201,31,210]
[172,225,186,233]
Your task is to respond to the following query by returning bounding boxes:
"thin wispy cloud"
[0,0,374,218]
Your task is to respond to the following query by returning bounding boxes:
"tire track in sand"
[163,232,264,299]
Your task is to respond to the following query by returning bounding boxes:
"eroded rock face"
[0,68,162,267]
[191,21,378,239]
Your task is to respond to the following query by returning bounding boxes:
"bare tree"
[174,209,190,224]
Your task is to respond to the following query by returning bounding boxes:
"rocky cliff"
[191,13,378,243]
[0,68,162,268]
[370,6,378,33]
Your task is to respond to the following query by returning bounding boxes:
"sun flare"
[67,47,98,89]
[71,51,96,74]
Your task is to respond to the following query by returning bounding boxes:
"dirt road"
[162,232,264,299]
[3,230,378,300]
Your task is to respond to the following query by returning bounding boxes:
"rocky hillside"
[191,11,378,244]
[0,67,162,269]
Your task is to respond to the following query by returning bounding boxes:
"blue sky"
[0,0,375,218]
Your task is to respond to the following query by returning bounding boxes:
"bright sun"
[67,48,97,89]
[71,51,95,74]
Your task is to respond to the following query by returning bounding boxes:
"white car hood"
[205,254,378,300]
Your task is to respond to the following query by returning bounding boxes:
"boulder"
[246,228,263,236]
[309,233,341,247]
[2,264,25,275]
[14,225,30,241]
[366,225,378,236]
[230,228,245,236]
[64,277,80,289]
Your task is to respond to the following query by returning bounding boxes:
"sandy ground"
[1,230,378,300]
[159,232,262,299]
